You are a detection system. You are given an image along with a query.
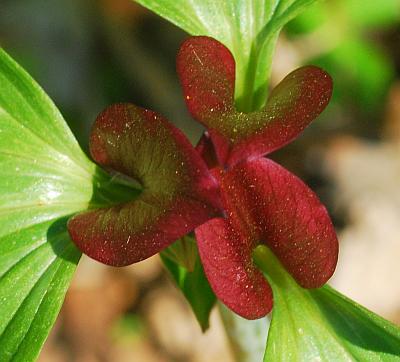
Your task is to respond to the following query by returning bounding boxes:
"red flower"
[68,36,338,320]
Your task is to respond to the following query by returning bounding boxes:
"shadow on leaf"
[312,286,400,357]
[47,216,81,264]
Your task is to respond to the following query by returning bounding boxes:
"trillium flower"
[68,36,338,320]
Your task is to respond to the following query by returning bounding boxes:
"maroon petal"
[177,36,332,167]
[220,158,338,288]
[177,36,235,130]
[228,66,333,166]
[195,218,273,319]
[195,132,219,170]
[68,103,219,266]
[195,131,230,169]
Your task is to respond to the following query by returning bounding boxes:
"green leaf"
[253,246,400,361]
[161,236,216,331]
[134,0,320,112]
[0,48,121,360]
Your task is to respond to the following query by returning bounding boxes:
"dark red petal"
[177,37,332,166]
[195,132,219,169]
[195,131,230,169]
[68,103,219,266]
[220,158,338,288]
[227,66,333,166]
[177,36,235,130]
[195,218,273,319]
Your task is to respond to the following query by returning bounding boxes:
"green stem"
[252,244,312,300]
[235,21,283,112]
[235,0,322,113]
[236,44,262,112]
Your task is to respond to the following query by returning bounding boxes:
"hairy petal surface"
[227,67,333,166]
[195,218,273,319]
[177,36,333,167]
[220,158,338,288]
[177,36,235,129]
[68,104,219,266]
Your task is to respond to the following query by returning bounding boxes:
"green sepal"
[161,236,216,331]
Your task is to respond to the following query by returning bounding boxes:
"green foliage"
[0,48,89,360]
[0,48,132,360]
[1,1,400,360]
[253,246,400,361]
[134,0,321,112]
[287,0,399,120]
[219,304,270,362]
[161,236,216,331]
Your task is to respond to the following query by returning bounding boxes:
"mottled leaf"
[196,218,273,319]
[178,37,332,166]
[68,104,219,266]
[196,157,337,319]
[220,158,338,288]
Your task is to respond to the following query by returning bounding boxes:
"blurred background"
[1,0,400,360]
